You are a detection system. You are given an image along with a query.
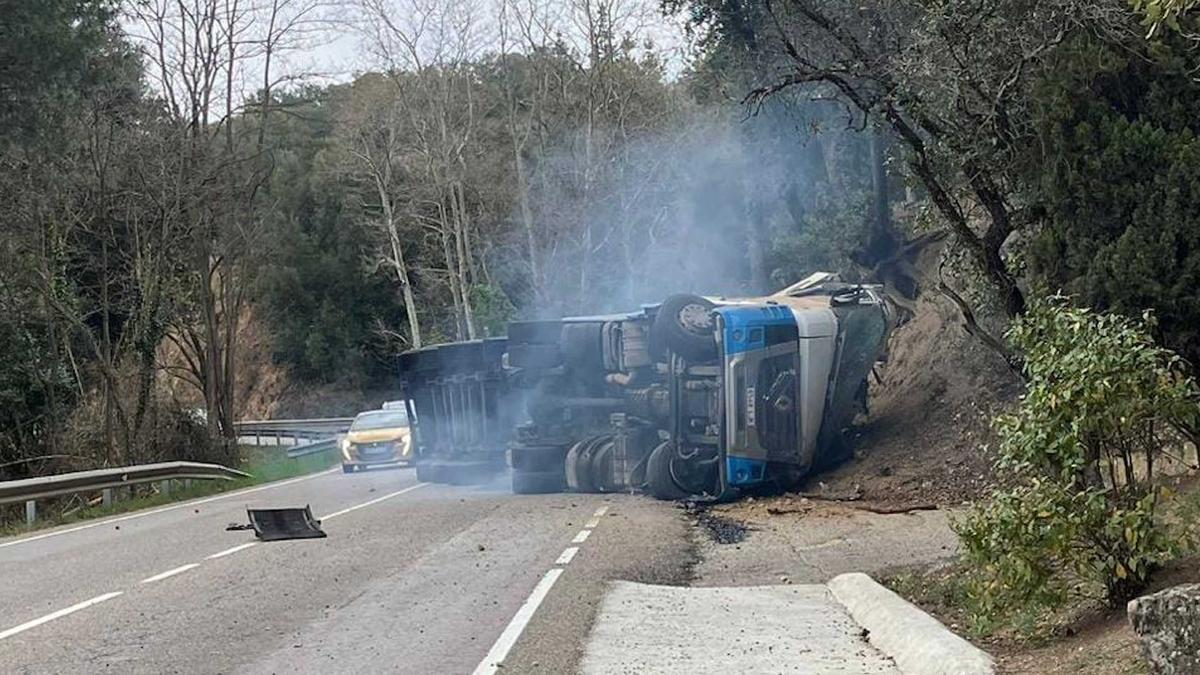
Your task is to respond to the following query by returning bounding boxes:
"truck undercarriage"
[399,274,892,500]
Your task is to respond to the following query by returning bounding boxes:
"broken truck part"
[399,273,892,500]
[246,506,327,541]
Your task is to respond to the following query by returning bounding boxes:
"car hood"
[347,428,409,444]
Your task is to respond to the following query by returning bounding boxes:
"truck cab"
[497,274,891,500]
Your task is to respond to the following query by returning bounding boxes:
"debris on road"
[245,505,327,541]
[683,502,749,545]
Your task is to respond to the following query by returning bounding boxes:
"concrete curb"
[828,572,995,675]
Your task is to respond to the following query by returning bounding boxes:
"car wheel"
[511,469,566,494]
[341,464,355,474]
[645,441,689,501]
[650,294,718,363]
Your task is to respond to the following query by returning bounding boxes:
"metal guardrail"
[0,461,251,526]
[287,437,338,459]
[234,418,354,436]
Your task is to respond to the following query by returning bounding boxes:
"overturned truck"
[399,273,892,500]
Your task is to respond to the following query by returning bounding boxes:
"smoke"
[511,100,874,318]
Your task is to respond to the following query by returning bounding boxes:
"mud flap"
[246,505,327,541]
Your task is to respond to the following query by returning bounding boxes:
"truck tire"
[650,294,718,363]
[511,469,566,494]
[565,436,605,493]
[507,320,562,345]
[646,441,689,501]
[508,343,562,368]
[510,444,567,472]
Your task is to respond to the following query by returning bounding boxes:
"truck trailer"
[399,273,892,500]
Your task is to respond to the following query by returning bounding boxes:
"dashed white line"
[471,568,564,675]
[593,505,609,517]
[571,529,592,544]
[320,483,427,521]
[206,542,258,559]
[0,592,123,641]
[584,517,601,529]
[140,563,200,584]
[555,547,579,565]
[0,468,339,550]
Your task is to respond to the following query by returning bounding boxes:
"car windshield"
[351,410,408,430]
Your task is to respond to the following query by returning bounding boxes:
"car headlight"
[341,438,353,461]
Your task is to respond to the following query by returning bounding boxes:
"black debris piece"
[246,505,327,541]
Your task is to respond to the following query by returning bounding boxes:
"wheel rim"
[677,303,714,335]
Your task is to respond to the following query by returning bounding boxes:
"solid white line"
[0,468,339,550]
[320,483,427,521]
[0,592,123,641]
[471,568,564,675]
[555,547,579,565]
[571,529,592,544]
[206,542,258,560]
[584,517,601,529]
[593,505,609,517]
[140,563,200,584]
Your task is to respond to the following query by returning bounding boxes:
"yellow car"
[341,409,413,473]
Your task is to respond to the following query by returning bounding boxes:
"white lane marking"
[320,483,427,521]
[571,529,591,544]
[555,547,578,565]
[584,517,601,529]
[140,563,200,584]
[0,591,123,641]
[206,542,258,560]
[471,568,564,675]
[593,505,609,517]
[0,468,339,550]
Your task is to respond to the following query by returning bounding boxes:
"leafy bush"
[956,296,1198,630]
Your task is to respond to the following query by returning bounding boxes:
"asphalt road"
[0,466,694,674]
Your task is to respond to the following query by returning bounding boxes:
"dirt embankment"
[806,281,1023,507]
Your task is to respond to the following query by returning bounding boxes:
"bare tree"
[126,0,333,448]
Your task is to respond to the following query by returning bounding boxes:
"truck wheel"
[507,320,562,345]
[589,440,619,493]
[646,441,689,501]
[565,436,605,493]
[511,469,566,494]
[510,444,567,472]
[508,343,562,368]
[650,294,718,363]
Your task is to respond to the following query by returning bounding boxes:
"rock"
[1128,583,1200,675]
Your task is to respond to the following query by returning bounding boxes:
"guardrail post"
[160,479,172,496]
[102,488,113,507]
[25,500,36,525]
[184,478,193,490]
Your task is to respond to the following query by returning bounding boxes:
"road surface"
[0,467,693,674]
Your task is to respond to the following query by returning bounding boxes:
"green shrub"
[955,296,1198,629]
